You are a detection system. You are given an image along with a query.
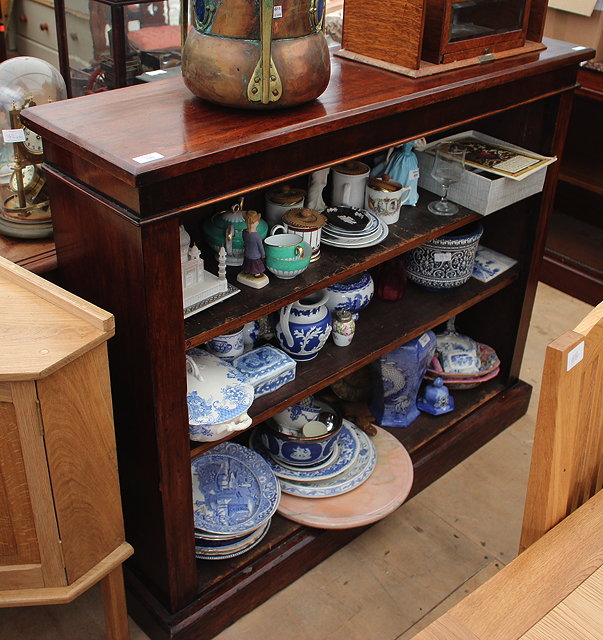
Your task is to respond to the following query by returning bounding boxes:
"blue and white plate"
[191,442,280,536]
[249,421,360,482]
[195,518,272,561]
[278,425,377,498]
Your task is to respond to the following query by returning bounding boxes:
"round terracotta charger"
[277,426,413,529]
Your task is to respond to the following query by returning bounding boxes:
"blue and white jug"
[276,291,332,361]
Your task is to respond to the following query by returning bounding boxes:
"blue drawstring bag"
[371,141,421,206]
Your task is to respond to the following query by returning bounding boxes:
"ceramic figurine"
[370,331,437,427]
[332,310,355,347]
[417,377,454,415]
[306,168,330,211]
[237,210,269,289]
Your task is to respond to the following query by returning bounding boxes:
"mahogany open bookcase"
[22,38,592,640]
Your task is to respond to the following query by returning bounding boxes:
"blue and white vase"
[370,331,437,427]
[276,290,332,361]
[324,271,374,320]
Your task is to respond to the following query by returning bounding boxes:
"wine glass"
[427,144,466,216]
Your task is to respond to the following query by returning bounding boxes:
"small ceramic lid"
[332,160,370,176]
[368,174,402,192]
[266,185,306,205]
[282,207,326,229]
[335,310,353,322]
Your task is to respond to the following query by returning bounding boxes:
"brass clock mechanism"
[2,99,50,223]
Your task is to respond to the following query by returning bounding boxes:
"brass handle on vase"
[309,0,323,32]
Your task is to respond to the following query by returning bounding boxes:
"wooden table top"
[413,490,603,640]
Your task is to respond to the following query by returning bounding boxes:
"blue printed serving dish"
[186,349,255,442]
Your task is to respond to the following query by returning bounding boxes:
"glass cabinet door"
[449,0,527,43]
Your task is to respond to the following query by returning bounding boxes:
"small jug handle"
[399,186,412,206]
[279,303,294,348]
[270,224,287,236]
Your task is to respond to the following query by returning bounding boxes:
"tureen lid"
[282,207,326,229]
[332,160,369,176]
[186,350,255,426]
[266,184,306,205]
[368,174,402,192]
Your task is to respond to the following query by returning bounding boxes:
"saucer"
[249,421,360,482]
[278,425,376,498]
[321,220,389,249]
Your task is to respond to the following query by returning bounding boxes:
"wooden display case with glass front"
[21,39,592,640]
[338,0,548,76]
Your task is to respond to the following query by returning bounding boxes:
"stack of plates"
[424,343,500,390]
[321,206,389,249]
[191,442,280,560]
[249,419,377,499]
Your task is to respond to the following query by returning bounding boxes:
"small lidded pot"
[272,207,327,262]
[265,185,306,228]
[332,310,355,347]
[364,174,412,225]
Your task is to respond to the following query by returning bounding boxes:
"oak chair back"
[520,301,603,552]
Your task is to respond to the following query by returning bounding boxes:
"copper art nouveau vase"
[182,0,331,109]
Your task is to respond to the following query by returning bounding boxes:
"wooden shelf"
[189,266,518,458]
[130,378,531,640]
[183,191,481,347]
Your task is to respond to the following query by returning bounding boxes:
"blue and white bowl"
[406,222,483,290]
[260,413,342,467]
[324,271,374,320]
[186,349,255,442]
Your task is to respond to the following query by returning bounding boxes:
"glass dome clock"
[0,56,67,239]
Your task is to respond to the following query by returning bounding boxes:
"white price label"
[2,128,26,143]
[409,168,420,181]
[567,341,584,371]
[132,152,165,164]
[418,333,431,347]
[434,252,452,263]
[273,5,282,17]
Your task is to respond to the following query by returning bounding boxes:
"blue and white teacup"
[205,328,244,360]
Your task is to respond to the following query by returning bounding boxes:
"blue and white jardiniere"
[324,271,374,320]
[406,222,483,290]
[276,290,332,361]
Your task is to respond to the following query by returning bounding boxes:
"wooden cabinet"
[22,38,591,640]
[0,256,132,638]
[541,66,603,305]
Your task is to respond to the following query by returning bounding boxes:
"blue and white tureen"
[187,349,255,442]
